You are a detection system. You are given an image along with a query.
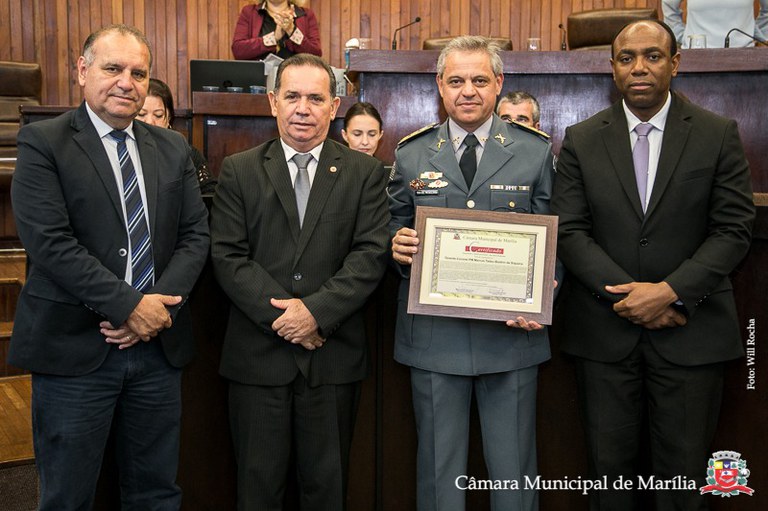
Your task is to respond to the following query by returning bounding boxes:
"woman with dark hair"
[137,78,217,194]
[341,102,384,158]
[232,1,321,60]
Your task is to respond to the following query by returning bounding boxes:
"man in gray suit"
[210,54,390,511]
[551,20,754,510]
[10,25,210,509]
[389,36,555,511]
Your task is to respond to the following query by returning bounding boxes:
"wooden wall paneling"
[20,1,35,63]
[389,0,399,49]
[8,1,21,62]
[541,0,552,49]
[1,1,12,61]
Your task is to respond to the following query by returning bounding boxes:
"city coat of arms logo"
[699,451,754,497]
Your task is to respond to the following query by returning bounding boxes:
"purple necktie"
[632,123,653,212]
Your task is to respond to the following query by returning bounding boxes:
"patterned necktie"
[110,130,154,292]
[459,133,479,187]
[292,152,313,227]
[632,123,653,212]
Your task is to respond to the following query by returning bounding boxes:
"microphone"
[558,23,567,51]
[392,17,422,50]
[724,27,768,48]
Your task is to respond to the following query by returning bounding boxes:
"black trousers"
[229,374,361,511]
[575,336,725,511]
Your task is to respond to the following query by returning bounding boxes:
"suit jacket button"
[639,238,649,247]
[466,199,475,209]
[293,273,302,281]
[118,248,128,257]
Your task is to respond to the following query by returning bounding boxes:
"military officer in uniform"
[388,36,556,511]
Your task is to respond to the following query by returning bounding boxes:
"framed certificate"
[408,206,558,324]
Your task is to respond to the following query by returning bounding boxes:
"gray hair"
[82,24,152,70]
[497,91,541,124]
[274,53,337,99]
[436,36,503,77]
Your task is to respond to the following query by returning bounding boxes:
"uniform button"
[466,200,475,209]
[639,238,649,247]
[118,248,128,257]
[508,201,516,208]
[293,273,302,281]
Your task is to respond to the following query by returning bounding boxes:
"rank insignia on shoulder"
[398,122,440,147]
[509,120,550,141]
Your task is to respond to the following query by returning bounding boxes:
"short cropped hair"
[273,53,337,98]
[497,91,541,125]
[436,36,503,77]
[611,19,678,59]
[83,24,152,70]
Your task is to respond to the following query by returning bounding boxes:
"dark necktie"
[459,133,479,187]
[110,130,154,292]
[632,123,653,212]
[292,152,312,227]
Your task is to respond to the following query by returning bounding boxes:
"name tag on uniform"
[490,185,531,191]
[415,189,440,196]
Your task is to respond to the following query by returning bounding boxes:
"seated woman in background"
[137,78,217,194]
[663,0,768,47]
[232,1,321,60]
[341,102,384,158]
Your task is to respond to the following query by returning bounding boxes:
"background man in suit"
[389,36,555,511]
[210,54,389,511]
[9,24,210,510]
[551,20,754,510]
[496,90,542,130]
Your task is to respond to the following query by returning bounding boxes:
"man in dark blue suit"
[551,20,754,510]
[10,25,209,510]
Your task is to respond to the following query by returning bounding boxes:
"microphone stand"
[724,27,768,48]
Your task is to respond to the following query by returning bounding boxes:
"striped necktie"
[110,130,154,292]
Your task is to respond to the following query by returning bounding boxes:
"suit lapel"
[429,122,468,194]
[599,103,644,220]
[294,141,341,260]
[645,96,691,218]
[133,123,159,236]
[264,140,301,244]
[71,104,124,221]
[469,117,514,195]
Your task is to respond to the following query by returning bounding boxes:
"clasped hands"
[101,294,181,349]
[392,227,549,332]
[272,10,295,39]
[271,298,325,350]
[606,281,686,330]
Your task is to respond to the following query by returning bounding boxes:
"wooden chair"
[567,8,658,51]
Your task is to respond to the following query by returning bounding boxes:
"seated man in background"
[497,90,542,131]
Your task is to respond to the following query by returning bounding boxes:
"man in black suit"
[210,54,390,511]
[551,20,754,510]
[9,25,210,509]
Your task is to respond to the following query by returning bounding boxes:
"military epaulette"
[397,122,440,147]
[509,120,550,141]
